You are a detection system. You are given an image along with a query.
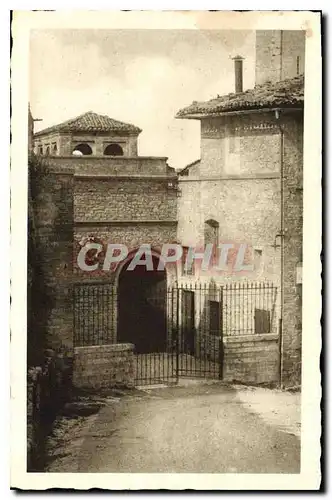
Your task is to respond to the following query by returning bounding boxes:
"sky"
[29,29,256,170]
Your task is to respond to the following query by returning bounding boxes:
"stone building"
[33,111,179,377]
[33,111,141,157]
[30,30,304,389]
[176,30,304,387]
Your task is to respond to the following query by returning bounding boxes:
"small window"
[52,143,57,155]
[45,146,50,156]
[182,246,194,276]
[229,128,240,154]
[38,146,43,155]
[104,143,124,156]
[254,309,271,334]
[209,300,220,336]
[204,219,219,265]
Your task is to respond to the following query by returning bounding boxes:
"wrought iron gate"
[74,281,278,386]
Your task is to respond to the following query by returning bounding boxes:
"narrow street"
[46,383,300,474]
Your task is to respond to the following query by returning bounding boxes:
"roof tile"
[176,74,304,118]
[34,111,142,137]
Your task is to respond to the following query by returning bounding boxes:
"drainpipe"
[232,55,244,94]
[275,109,285,388]
[279,31,283,81]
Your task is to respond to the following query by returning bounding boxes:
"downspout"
[275,109,285,388]
[279,30,283,81]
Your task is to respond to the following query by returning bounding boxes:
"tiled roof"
[179,159,200,176]
[176,74,304,119]
[34,111,142,137]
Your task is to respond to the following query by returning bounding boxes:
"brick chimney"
[232,55,244,93]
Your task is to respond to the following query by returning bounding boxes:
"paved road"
[49,383,300,473]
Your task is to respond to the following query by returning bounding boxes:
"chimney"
[232,55,244,93]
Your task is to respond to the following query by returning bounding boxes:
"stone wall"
[281,114,303,387]
[200,114,282,177]
[178,109,303,387]
[178,175,281,284]
[74,178,177,222]
[223,334,279,384]
[45,156,169,176]
[255,30,305,86]
[73,343,135,389]
[29,159,74,353]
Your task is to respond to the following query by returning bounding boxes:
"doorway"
[118,255,167,354]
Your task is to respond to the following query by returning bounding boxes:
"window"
[228,128,240,154]
[72,143,93,155]
[38,146,43,155]
[209,300,220,336]
[182,246,194,276]
[254,248,263,272]
[104,143,124,156]
[52,143,58,155]
[254,309,271,334]
[204,219,219,265]
[45,146,50,156]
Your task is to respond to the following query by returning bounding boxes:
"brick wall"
[73,343,135,389]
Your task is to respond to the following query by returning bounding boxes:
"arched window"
[45,146,50,156]
[72,143,93,156]
[38,146,43,155]
[204,219,219,264]
[52,143,58,155]
[104,143,124,156]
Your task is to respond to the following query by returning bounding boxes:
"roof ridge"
[176,74,304,118]
[34,110,142,137]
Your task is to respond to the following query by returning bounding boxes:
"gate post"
[176,286,180,382]
[219,286,224,380]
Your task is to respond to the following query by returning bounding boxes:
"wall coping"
[224,333,279,344]
[75,174,178,180]
[179,173,279,182]
[74,343,134,353]
[44,165,75,175]
[47,155,169,161]
[75,220,178,226]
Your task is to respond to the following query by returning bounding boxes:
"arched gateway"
[117,254,167,354]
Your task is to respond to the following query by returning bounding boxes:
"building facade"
[31,30,304,388]
[33,112,179,368]
[176,30,304,387]
[33,111,141,157]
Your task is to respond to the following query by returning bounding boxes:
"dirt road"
[47,382,300,473]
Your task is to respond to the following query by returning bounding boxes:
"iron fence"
[74,282,117,346]
[222,281,278,336]
[73,280,278,385]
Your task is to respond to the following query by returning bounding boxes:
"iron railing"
[73,280,278,384]
[221,282,278,336]
[74,282,117,346]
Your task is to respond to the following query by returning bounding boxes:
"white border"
[10,10,322,491]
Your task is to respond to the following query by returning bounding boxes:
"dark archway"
[73,143,93,155]
[104,143,124,156]
[118,254,167,354]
